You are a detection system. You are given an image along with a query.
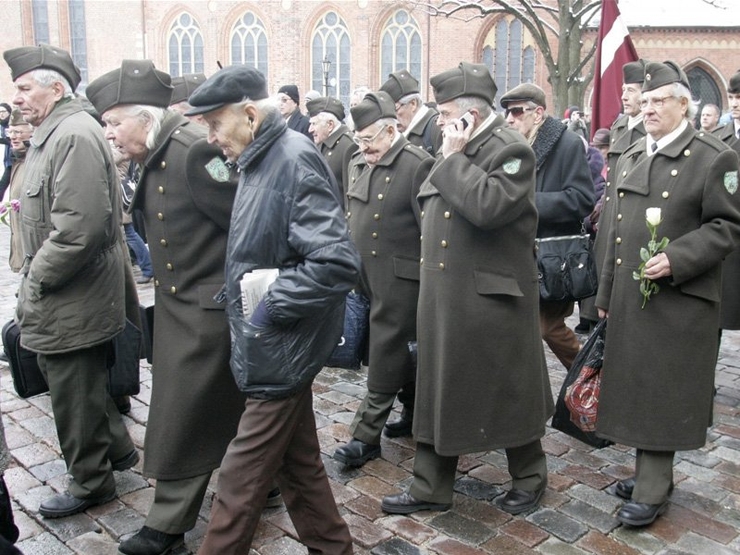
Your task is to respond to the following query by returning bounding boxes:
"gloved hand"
[250,299,273,327]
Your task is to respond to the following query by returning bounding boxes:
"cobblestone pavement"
[0,223,739,554]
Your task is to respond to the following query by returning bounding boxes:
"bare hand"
[441,118,473,159]
[598,308,608,319]
[644,252,672,280]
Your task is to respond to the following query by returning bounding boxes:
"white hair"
[29,68,74,99]
[119,105,168,150]
[455,95,493,118]
[672,83,698,120]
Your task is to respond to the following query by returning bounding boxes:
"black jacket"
[226,110,361,399]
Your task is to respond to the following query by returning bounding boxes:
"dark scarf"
[531,116,567,172]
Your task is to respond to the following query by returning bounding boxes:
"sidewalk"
[0,222,739,554]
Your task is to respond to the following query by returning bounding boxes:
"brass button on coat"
[444,211,451,219]
[166,263,173,271]
[157,212,164,220]
[160,239,167,247]
[170,286,177,294]
[160,161,166,169]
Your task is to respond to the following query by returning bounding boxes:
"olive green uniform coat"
[595,124,740,450]
[713,123,740,329]
[414,116,552,456]
[131,112,245,479]
[346,137,433,393]
[319,123,357,201]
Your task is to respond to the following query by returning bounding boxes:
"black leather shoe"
[39,490,116,518]
[617,500,668,527]
[265,487,283,508]
[495,486,545,515]
[381,491,451,515]
[333,438,380,467]
[614,477,674,500]
[118,526,184,555]
[384,417,413,438]
[112,449,139,472]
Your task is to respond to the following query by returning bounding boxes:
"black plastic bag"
[326,291,370,370]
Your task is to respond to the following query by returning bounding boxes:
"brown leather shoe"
[495,486,545,515]
[381,491,451,515]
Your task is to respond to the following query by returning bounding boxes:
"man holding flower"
[595,60,740,527]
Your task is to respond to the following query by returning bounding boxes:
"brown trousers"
[198,384,352,555]
[539,299,581,370]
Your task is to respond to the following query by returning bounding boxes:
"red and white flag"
[590,0,639,138]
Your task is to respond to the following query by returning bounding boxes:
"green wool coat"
[595,123,740,451]
[414,115,553,456]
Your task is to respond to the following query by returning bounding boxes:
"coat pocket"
[393,256,420,281]
[474,269,524,297]
[230,317,292,391]
[21,175,48,224]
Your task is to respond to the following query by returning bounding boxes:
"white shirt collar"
[646,119,688,156]
[627,113,644,130]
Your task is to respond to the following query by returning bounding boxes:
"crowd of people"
[0,42,739,555]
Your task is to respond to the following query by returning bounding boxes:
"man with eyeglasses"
[277,84,312,140]
[595,61,740,527]
[333,91,433,467]
[380,70,442,155]
[501,83,594,371]
[382,62,551,517]
[306,96,357,201]
[713,70,740,334]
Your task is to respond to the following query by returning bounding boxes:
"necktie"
[651,142,658,153]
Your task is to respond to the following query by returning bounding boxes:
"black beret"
[86,60,172,115]
[170,73,207,105]
[350,91,396,131]
[642,60,690,92]
[500,83,547,109]
[3,44,81,90]
[728,70,740,94]
[430,62,496,105]
[622,60,645,85]
[380,70,419,102]
[278,84,299,105]
[186,65,269,116]
[306,96,345,121]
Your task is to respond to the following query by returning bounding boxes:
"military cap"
[500,83,547,110]
[623,60,645,85]
[430,62,497,105]
[642,60,690,92]
[306,96,345,121]
[3,44,81,91]
[170,73,207,105]
[728,70,740,94]
[86,60,172,115]
[186,65,269,116]
[9,108,28,127]
[350,91,396,131]
[380,70,420,102]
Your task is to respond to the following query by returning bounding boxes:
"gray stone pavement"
[0,222,739,554]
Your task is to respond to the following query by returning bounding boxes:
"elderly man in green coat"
[596,61,740,527]
[382,62,552,516]
[3,44,137,518]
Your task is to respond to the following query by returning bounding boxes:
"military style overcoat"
[595,124,740,450]
[131,111,245,479]
[414,116,552,456]
[713,123,740,329]
[405,107,443,156]
[320,123,357,201]
[346,137,433,393]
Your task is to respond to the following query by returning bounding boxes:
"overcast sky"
[617,0,740,27]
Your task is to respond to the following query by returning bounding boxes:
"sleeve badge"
[205,157,231,183]
[725,171,738,195]
[503,157,522,175]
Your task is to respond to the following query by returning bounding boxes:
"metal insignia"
[503,157,522,175]
[725,171,738,195]
[205,157,230,182]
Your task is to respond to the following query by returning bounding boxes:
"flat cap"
[3,44,81,90]
[306,96,345,121]
[350,91,396,131]
[380,70,420,102]
[642,60,690,92]
[500,83,546,109]
[9,108,28,127]
[590,128,611,147]
[87,60,172,115]
[170,73,207,105]
[431,62,496,105]
[728,70,740,94]
[186,65,269,116]
[622,60,645,85]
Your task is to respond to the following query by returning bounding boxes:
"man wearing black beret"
[277,84,312,140]
[87,60,249,555]
[2,44,137,518]
[306,95,357,200]
[381,62,552,516]
[186,64,360,554]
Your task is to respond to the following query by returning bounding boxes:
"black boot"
[0,476,19,544]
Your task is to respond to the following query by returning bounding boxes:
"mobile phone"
[460,111,474,129]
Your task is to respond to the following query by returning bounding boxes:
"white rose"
[645,207,662,227]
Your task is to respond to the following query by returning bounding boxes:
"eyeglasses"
[7,129,29,136]
[0,110,8,115]
[639,96,675,110]
[505,106,532,118]
[353,124,388,146]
